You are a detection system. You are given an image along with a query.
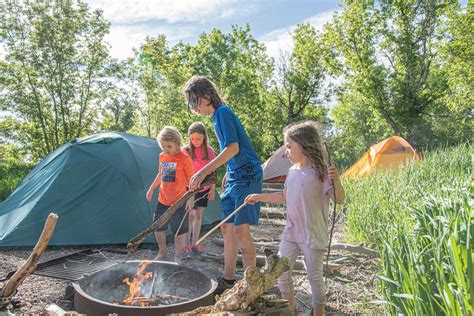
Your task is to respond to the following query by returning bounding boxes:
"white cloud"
[106,24,197,60]
[85,0,257,24]
[260,9,339,60]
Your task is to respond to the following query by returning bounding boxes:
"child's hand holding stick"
[127,173,216,254]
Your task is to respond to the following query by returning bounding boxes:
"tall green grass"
[343,144,473,314]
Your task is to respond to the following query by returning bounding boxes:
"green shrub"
[0,162,34,202]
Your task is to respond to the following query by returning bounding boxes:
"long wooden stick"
[195,202,248,246]
[324,143,337,282]
[127,173,216,254]
[1,213,58,306]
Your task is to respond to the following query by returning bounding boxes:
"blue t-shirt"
[212,104,261,180]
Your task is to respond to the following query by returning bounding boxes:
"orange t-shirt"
[158,151,194,206]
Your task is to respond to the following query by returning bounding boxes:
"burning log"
[188,249,291,315]
[120,261,192,308]
[122,261,154,305]
[127,173,216,254]
[130,294,189,306]
[1,213,58,308]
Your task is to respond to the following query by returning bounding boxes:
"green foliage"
[187,25,274,156]
[0,143,33,201]
[99,60,142,132]
[324,0,472,164]
[0,1,111,159]
[133,25,274,160]
[440,1,474,114]
[0,164,33,202]
[343,144,472,314]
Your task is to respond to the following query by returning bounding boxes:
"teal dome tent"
[0,132,221,246]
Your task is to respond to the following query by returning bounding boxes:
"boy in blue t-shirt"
[183,75,263,293]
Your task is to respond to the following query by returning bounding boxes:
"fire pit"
[72,260,217,315]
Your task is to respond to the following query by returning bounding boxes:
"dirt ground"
[0,204,384,315]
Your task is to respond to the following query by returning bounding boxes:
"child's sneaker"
[181,245,194,259]
[192,244,207,256]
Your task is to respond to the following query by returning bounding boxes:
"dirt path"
[0,204,383,314]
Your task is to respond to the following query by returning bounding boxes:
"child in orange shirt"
[146,126,195,263]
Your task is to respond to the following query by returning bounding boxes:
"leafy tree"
[440,1,473,115]
[323,0,469,155]
[99,59,141,132]
[0,1,110,159]
[186,25,274,157]
[132,36,194,138]
[273,24,328,126]
[133,25,275,159]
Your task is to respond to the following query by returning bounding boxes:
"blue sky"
[84,0,341,60]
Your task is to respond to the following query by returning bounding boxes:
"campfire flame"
[123,261,153,306]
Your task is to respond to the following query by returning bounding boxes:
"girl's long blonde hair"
[157,126,183,148]
[284,120,327,182]
[186,121,211,160]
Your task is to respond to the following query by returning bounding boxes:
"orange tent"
[342,136,421,179]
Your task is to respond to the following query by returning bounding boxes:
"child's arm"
[245,192,285,205]
[328,165,345,204]
[146,172,161,201]
[189,142,239,190]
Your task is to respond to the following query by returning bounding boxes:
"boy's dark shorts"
[153,201,188,236]
[194,188,210,208]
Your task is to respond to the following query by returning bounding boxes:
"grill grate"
[34,249,123,281]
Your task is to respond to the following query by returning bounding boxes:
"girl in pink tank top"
[245,121,345,316]
[182,122,216,257]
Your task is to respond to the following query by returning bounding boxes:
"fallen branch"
[213,239,378,258]
[192,249,291,314]
[1,213,58,307]
[127,174,216,254]
[200,252,340,274]
[259,218,286,226]
[331,243,378,257]
[260,207,286,220]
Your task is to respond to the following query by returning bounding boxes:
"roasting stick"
[324,142,337,285]
[127,174,216,254]
[174,191,210,238]
[195,202,248,246]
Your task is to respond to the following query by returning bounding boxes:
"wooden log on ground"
[127,174,216,254]
[1,213,58,307]
[213,238,280,251]
[260,207,286,220]
[200,252,340,273]
[259,218,286,226]
[190,250,292,314]
[213,238,378,258]
[331,243,378,257]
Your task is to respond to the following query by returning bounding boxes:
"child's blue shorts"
[221,171,262,226]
